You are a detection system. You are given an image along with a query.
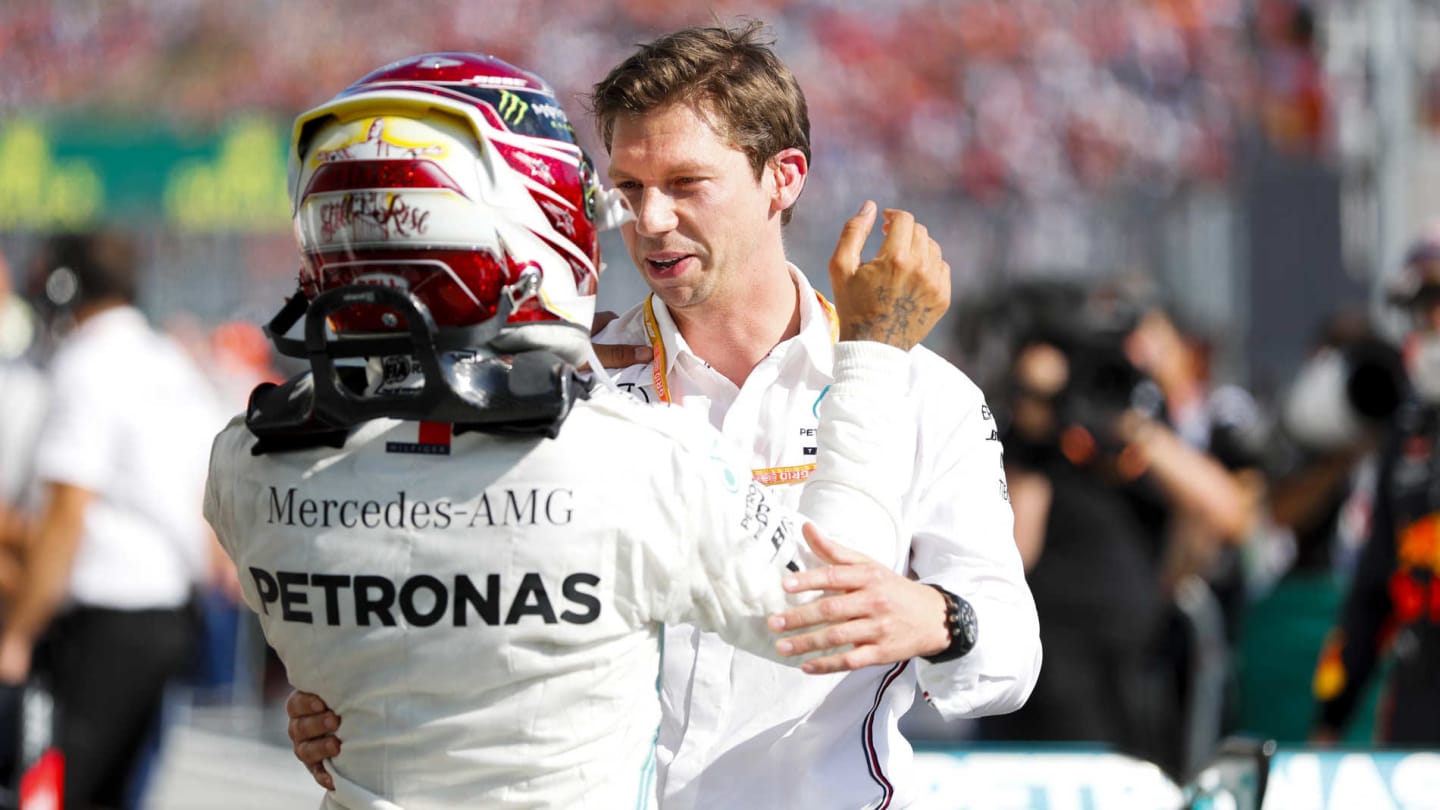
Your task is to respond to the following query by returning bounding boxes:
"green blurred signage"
[0,117,290,233]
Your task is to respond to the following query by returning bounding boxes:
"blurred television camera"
[1003,280,1163,468]
[1280,320,1405,454]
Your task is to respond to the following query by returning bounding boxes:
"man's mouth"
[645,254,693,277]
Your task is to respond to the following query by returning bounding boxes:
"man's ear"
[768,148,808,216]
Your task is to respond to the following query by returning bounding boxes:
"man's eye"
[614,181,641,192]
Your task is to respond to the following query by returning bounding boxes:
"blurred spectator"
[0,250,45,607]
[0,230,227,808]
[979,281,1254,777]
[984,335,1175,767]
[0,248,46,796]
[1125,306,1265,597]
[1253,0,1332,156]
[1310,224,1440,745]
[1234,308,1401,744]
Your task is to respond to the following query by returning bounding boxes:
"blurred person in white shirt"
[0,230,226,809]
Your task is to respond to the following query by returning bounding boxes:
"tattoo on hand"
[851,292,921,345]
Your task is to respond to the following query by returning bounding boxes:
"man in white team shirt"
[580,24,1042,809]
[206,52,951,809]
[293,22,1042,810]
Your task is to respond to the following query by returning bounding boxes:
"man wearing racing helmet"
[1310,222,1440,745]
[290,22,1041,809]
[204,51,951,808]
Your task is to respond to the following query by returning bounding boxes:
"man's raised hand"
[827,201,951,350]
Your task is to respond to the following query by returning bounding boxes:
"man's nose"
[633,188,678,237]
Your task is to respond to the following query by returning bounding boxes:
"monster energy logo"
[496,90,529,125]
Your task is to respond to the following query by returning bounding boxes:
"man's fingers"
[285,689,325,723]
[288,708,340,746]
[828,200,878,279]
[781,562,885,599]
[310,763,335,791]
[296,734,341,765]
[590,310,620,337]
[585,343,653,371]
[924,232,947,282]
[800,645,889,675]
[800,522,871,567]
[910,222,930,264]
[774,616,885,657]
[769,590,873,633]
[876,209,915,261]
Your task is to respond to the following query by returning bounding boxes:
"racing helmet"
[287,52,601,363]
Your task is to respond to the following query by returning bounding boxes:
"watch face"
[957,599,978,648]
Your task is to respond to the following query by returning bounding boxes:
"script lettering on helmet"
[246,567,604,627]
[316,119,445,164]
[319,191,432,243]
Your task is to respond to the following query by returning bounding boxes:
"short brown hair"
[41,229,139,307]
[588,20,811,224]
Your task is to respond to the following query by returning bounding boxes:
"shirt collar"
[789,264,838,377]
[642,263,837,379]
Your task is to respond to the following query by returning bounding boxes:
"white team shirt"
[0,358,47,512]
[34,306,221,609]
[594,267,1042,810]
[205,343,915,810]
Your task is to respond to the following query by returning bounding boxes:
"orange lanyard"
[640,292,838,405]
[641,293,839,485]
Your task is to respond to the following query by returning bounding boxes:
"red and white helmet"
[288,52,600,362]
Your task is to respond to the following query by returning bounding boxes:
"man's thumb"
[828,200,877,280]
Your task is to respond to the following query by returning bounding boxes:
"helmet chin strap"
[245,279,590,454]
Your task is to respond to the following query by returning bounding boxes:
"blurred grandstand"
[3,0,1438,381]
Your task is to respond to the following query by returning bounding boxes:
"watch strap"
[921,584,977,664]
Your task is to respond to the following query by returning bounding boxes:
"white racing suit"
[204,342,913,809]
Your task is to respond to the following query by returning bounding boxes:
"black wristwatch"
[922,585,978,664]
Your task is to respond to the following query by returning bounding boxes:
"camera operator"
[1310,226,1440,745]
[982,284,1254,776]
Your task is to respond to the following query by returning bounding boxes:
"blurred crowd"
[943,228,1440,777]
[0,0,1351,282]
